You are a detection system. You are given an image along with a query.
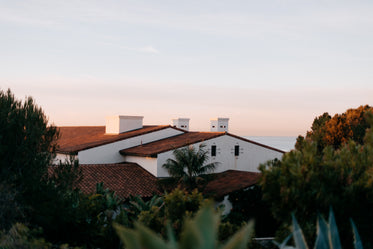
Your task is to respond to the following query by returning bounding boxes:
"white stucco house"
[56,115,284,178]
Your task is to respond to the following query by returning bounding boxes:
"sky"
[1,0,372,136]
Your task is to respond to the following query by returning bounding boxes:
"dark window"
[211,145,216,157]
[234,145,239,156]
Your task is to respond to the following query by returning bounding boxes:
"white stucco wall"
[216,195,233,216]
[125,156,158,176]
[54,153,77,165]
[77,128,184,164]
[156,135,283,177]
[105,115,144,134]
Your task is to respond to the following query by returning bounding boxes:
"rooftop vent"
[105,115,143,134]
[210,117,229,132]
[172,118,190,131]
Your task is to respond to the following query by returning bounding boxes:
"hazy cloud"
[121,45,160,54]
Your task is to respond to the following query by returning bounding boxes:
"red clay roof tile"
[203,170,261,199]
[57,125,174,154]
[77,163,160,198]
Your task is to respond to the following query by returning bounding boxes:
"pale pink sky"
[1,1,373,136]
[5,76,371,136]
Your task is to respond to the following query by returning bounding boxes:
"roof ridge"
[57,125,183,154]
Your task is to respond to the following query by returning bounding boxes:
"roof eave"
[121,152,158,158]
[225,133,286,153]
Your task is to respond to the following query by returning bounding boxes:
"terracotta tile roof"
[120,132,226,157]
[57,125,173,154]
[203,170,261,199]
[120,132,285,157]
[77,163,160,198]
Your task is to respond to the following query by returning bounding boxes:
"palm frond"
[162,143,219,189]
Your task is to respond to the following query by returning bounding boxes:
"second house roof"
[120,131,285,157]
[120,132,225,157]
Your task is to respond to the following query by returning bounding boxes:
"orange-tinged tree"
[296,105,372,151]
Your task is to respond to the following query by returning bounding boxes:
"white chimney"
[105,115,143,134]
[210,118,229,132]
[172,118,190,131]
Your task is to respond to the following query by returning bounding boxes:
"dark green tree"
[0,184,23,231]
[260,110,373,249]
[226,185,279,237]
[0,89,59,228]
[162,144,218,190]
[0,89,86,247]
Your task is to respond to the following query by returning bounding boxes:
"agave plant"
[114,203,253,249]
[275,208,363,249]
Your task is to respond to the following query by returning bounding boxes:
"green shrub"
[114,204,254,249]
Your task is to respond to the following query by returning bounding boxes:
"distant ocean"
[244,136,297,152]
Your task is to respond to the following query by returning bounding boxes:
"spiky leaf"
[222,220,254,249]
[273,234,293,249]
[350,219,363,249]
[328,209,342,249]
[113,222,171,249]
[315,214,330,249]
[180,204,219,249]
[291,214,309,249]
[113,223,141,249]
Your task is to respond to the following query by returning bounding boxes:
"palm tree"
[128,195,164,217]
[162,144,219,190]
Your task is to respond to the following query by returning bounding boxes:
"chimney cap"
[210,117,229,121]
[210,117,229,132]
[172,118,190,131]
[105,115,144,134]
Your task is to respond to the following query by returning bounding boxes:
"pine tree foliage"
[0,89,59,193]
[260,109,373,248]
[296,105,372,151]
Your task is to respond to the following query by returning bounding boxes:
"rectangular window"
[234,145,239,156]
[211,145,216,157]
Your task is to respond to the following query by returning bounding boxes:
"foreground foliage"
[115,204,254,249]
[277,209,362,249]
